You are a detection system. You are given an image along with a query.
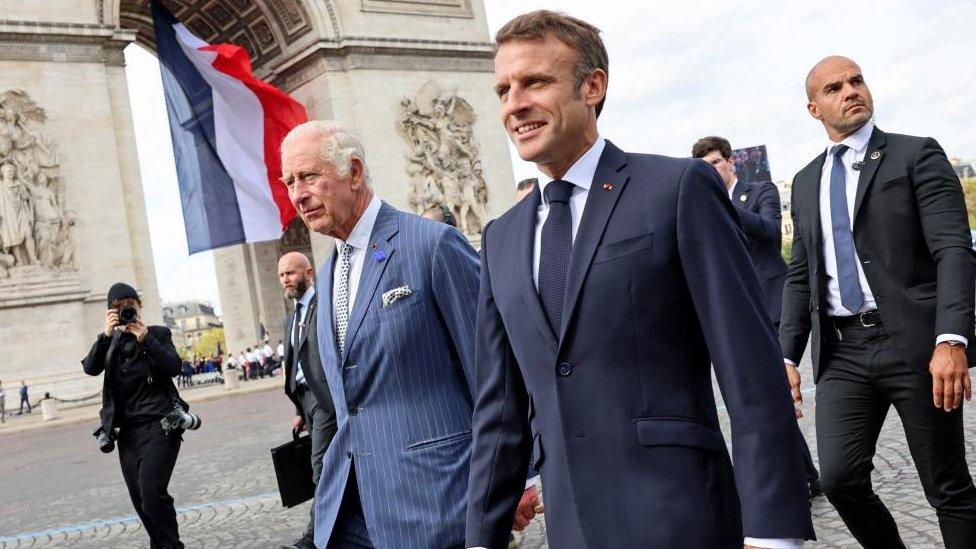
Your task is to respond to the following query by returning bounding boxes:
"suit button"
[346,451,353,459]
[348,406,359,416]
[558,362,573,376]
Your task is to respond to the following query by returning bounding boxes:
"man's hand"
[293,415,304,432]
[785,362,803,419]
[126,317,149,343]
[929,342,972,412]
[103,309,119,337]
[512,485,541,532]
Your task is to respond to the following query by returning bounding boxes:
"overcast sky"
[125,0,976,313]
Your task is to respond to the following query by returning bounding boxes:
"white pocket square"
[382,286,413,307]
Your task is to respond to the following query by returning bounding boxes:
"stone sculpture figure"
[0,90,75,273]
[0,161,37,266]
[396,81,489,235]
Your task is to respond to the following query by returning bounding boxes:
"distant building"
[950,157,975,179]
[163,300,223,354]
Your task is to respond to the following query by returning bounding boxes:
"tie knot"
[831,144,849,157]
[338,242,353,257]
[295,301,303,312]
[545,180,574,205]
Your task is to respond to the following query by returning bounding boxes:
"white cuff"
[936,334,968,347]
[744,537,804,548]
[524,475,539,490]
[783,358,797,366]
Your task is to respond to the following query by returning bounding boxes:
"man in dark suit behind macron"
[465,10,814,549]
[692,136,822,498]
[780,55,976,548]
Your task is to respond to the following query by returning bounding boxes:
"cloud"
[126,1,976,314]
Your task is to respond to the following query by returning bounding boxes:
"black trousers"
[816,321,976,549]
[118,420,184,549]
[297,386,337,540]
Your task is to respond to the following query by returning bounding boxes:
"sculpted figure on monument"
[0,90,76,272]
[396,80,489,235]
[0,161,37,266]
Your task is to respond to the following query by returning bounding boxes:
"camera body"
[92,424,116,453]
[117,306,137,325]
[160,401,202,435]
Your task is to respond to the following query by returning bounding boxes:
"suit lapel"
[852,127,887,222]
[558,141,630,344]
[512,186,558,348]
[340,203,399,364]
[316,250,339,368]
[731,180,748,206]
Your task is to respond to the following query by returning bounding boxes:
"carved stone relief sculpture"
[0,90,77,276]
[396,80,489,235]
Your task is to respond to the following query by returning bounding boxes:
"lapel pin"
[602,183,614,191]
[370,243,378,249]
[869,151,882,161]
[372,250,387,262]
[739,194,747,202]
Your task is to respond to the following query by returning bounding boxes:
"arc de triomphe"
[0,0,514,397]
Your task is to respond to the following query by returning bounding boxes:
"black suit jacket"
[466,141,814,548]
[780,126,976,381]
[730,180,788,324]
[282,294,335,421]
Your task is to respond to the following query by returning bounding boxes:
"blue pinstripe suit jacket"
[312,202,480,548]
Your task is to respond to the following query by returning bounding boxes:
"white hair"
[280,120,371,183]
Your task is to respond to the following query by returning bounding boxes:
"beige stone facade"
[0,1,513,398]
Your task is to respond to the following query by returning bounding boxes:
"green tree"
[191,327,226,360]
[962,177,976,228]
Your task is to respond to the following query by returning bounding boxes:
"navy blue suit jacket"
[730,180,788,325]
[465,142,815,548]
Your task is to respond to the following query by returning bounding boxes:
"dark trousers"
[297,386,337,541]
[19,395,30,413]
[816,322,976,549]
[118,420,184,549]
[326,465,374,549]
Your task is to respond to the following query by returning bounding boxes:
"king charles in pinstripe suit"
[281,120,487,549]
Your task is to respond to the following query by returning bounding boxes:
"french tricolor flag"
[151,0,306,253]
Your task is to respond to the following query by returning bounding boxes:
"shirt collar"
[537,137,606,205]
[296,286,315,308]
[336,193,382,251]
[825,121,874,155]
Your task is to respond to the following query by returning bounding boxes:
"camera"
[160,401,201,435]
[92,424,116,453]
[117,306,137,325]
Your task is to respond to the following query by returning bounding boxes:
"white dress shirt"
[292,286,315,384]
[527,137,799,549]
[332,194,383,327]
[817,121,964,346]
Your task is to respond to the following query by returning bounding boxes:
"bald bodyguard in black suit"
[277,252,337,549]
[780,56,976,548]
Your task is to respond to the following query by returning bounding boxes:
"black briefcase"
[270,430,314,508]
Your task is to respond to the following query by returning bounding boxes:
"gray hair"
[280,120,371,184]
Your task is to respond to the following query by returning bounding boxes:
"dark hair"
[516,178,538,192]
[495,10,609,117]
[691,136,732,160]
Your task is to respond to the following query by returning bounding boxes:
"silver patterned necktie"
[335,242,353,358]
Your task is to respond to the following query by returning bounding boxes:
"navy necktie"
[539,180,574,332]
[829,144,864,314]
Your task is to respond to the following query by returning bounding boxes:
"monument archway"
[0,0,514,398]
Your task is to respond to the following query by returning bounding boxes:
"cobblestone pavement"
[1,355,974,548]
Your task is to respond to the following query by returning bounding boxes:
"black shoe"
[808,478,823,498]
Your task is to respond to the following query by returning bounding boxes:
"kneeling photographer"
[82,282,196,549]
